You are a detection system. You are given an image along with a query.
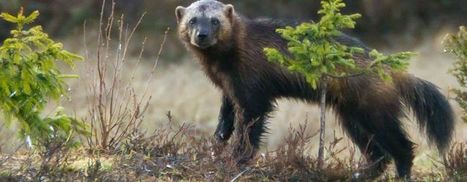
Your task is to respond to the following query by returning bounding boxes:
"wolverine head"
[176,0,235,49]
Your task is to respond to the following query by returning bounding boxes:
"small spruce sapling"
[264,0,413,167]
[0,9,87,146]
[444,26,467,123]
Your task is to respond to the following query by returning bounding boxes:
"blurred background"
[0,0,466,156]
[1,0,466,53]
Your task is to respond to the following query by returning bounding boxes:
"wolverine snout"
[196,29,209,42]
[191,28,216,49]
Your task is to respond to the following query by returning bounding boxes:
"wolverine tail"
[397,76,455,153]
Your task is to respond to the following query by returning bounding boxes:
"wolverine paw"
[214,131,229,143]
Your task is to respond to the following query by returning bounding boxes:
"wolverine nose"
[197,32,208,40]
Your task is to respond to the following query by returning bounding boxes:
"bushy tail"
[398,76,455,153]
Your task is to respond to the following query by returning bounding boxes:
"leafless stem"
[317,75,327,168]
[83,0,162,151]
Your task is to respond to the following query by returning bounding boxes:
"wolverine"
[175,0,454,179]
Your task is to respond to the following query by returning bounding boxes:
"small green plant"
[444,26,467,123]
[0,9,87,145]
[264,0,413,167]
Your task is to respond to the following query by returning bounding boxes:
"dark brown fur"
[176,0,454,179]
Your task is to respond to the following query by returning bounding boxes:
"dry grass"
[0,115,462,181]
[444,142,467,181]
[0,116,367,181]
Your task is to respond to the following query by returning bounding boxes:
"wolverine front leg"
[214,95,235,142]
[232,97,273,164]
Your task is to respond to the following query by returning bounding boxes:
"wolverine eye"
[211,19,220,26]
[189,18,197,25]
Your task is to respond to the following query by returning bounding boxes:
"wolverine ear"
[224,4,235,21]
[175,6,186,24]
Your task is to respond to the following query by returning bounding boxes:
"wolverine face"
[185,15,221,49]
[176,0,234,49]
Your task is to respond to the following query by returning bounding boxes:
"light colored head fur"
[176,0,236,49]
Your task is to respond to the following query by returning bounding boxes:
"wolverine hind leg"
[339,109,391,179]
[338,102,414,179]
